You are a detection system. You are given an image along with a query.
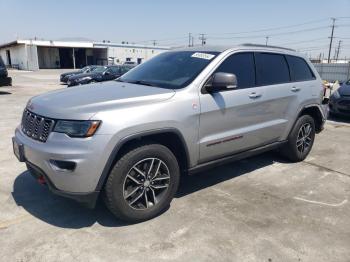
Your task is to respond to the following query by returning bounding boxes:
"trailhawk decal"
[191,52,215,60]
[207,135,244,147]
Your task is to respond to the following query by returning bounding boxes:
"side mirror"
[104,71,110,76]
[205,72,237,93]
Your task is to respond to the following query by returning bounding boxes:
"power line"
[206,18,330,36]
[275,37,328,46]
[207,26,330,40]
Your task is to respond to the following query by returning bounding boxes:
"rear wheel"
[282,115,315,162]
[103,143,180,222]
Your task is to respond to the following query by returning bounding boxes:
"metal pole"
[265,36,269,46]
[327,18,336,63]
[72,47,76,69]
[335,40,342,61]
[199,34,206,46]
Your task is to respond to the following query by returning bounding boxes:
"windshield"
[92,66,107,73]
[118,51,219,89]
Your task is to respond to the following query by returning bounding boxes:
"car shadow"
[12,151,286,229]
[0,91,11,95]
[176,151,286,198]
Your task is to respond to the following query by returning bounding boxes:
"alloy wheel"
[296,123,312,153]
[123,158,170,210]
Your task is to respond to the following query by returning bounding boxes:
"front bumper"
[13,127,113,206]
[67,79,90,87]
[329,97,350,116]
[60,76,68,83]
[26,162,99,208]
[0,76,12,86]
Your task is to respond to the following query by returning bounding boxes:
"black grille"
[21,109,55,142]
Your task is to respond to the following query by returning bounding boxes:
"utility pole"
[327,18,336,63]
[188,33,192,47]
[199,34,206,46]
[265,36,269,46]
[335,40,342,61]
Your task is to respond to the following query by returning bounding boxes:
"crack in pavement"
[304,160,350,178]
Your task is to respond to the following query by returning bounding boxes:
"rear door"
[285,55,316,102]
[253,52,299,142]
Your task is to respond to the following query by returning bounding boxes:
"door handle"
[291,86,301,92]
[249,92,262,99]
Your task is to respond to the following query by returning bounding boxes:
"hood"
[61,70,82,77]
[69,72,98,81]
[338,83,350,96]
[28,81,176,120]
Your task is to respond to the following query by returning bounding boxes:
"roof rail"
[240,43,295,52]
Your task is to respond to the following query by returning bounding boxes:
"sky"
[1,0,350,58]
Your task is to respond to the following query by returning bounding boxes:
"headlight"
[53,120,101,137]
[331,90,341,99]
[77,76,91,82]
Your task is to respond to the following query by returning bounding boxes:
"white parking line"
[293,197,348,207]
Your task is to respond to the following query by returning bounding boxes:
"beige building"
[0,39,169,71]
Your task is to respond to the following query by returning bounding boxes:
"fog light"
[49,160,76,172]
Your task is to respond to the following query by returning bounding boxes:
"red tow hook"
[37,175,46,185]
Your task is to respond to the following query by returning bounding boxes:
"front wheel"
[281,115,315,162]
[103,143,180,222]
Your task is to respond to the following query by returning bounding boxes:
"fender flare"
[291,104,327,135]
[95,128,190,191]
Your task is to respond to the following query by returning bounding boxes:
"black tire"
[281,115,315,162]
[103,143,180,223]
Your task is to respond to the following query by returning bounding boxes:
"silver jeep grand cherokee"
[13,44,328,222]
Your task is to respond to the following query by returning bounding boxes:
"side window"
[109,67,119,74]
[120,67,131,74]
[255,53,290,86]
[214,52,255,89]
[286,55,315,81]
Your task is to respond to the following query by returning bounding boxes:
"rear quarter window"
[255,53,290,86]
[286,55,315,82]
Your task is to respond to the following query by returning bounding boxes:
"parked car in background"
[0,57,12,86]
[60,65,99,83]
[67,65,133,87]
[13,44,328,222]
[123,61,138,66]
[329,79,350,117]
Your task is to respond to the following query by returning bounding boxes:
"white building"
[0,39,169,71]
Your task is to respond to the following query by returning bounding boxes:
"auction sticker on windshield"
[191,52,215,60]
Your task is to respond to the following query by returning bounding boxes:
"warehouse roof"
[0,39,169,50]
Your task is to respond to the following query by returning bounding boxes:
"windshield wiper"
[117,79,158,87]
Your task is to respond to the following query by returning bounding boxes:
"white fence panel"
[313,63,350,82]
